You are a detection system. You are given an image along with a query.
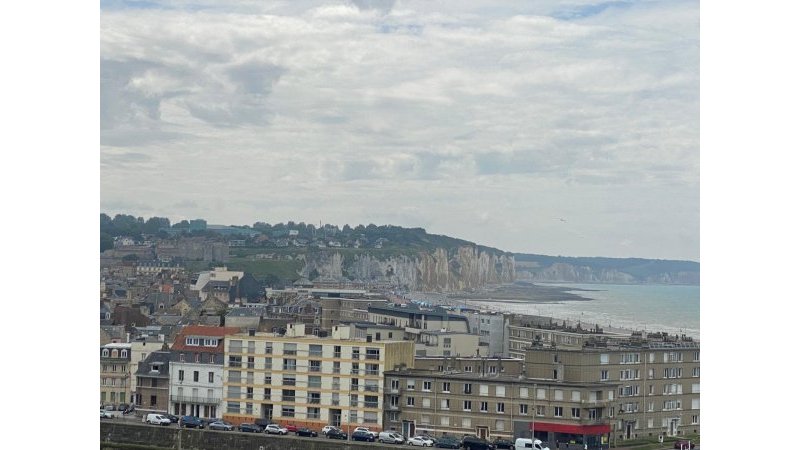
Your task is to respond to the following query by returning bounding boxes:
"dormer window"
[204,339,218,347]
[102,349,109,357]
[121,350,128,358]
[186,337,200,346]
[111,350,118,358]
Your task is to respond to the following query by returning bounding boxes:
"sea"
[464,283,700,340]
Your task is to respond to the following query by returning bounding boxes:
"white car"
[100,410,113,419]
[354,427,378,438]
[264,424,288,435]
[321,425,340,436]
[145,413,171,426]
[409,436,435,447]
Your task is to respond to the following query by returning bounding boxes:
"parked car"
[514,438,549,450]
[462,435,495,450]
[379,431,406,444]
[209,420,234,431]
[420,434,438,444]
[179,415,204,429]
[264,424,288,435]
[239,423,262,433]
[100,410,113,419]
[117,403,129,411]
[435,436,461,448]
[200,417,220,428]
[409,436,435,447]
[145,414,171,426]
[493,438,515,449]
[354,427,379,439]
[326,429,348,440]
[163,414,179,423]
[296,427,318,437]
[673,440,695,449]
[352,430,376,442]
[285,424,298,433]
[321,425,340,436]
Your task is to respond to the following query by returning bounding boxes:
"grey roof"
[136,350,172,377]
[368,303,469,322]
[227,307,266,317]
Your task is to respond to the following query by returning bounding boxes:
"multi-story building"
[169,325,238,418]
[415,330,486,357]
[368,303,470,333]
[129,338,167,404]
[524,334,700,443]
[413,356,524,377]
[459,308,510,357]
[100,343,132,408]
[134,350,172,414]
[506,316,630,359]
[221,323,414,432]
[383,367,616,448]
[320,296,387,331]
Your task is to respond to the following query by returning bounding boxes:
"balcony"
[364,385,379,393]
[365,370,379,376]
[365,354,379,360]
[169,394,220,404]
[364,401,379,408]
[307,398,321,404]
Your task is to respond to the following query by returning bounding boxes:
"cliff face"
[516,262,699,285]
[300,246,515,291]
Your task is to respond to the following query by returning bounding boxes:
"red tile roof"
[171,325,239,353]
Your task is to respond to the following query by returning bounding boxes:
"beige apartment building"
[384,367,617,449]
[524,334,700,443]
[506,316,630,359]
[100,343,132,408]
[221,323,414,432]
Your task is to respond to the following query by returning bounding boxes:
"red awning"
[529,422,611,435]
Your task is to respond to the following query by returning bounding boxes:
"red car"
[285,424,298,433]
[674,440,696,449]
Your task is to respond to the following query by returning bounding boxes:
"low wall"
[100,422,378,450]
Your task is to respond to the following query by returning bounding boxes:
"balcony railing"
[365,402,379,408]
[307,398,321,404]
[169,394,220,404]
[365,354,379,360]
[309,366,321,372]
[364,385,379,392]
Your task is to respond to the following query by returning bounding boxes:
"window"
[463,383,472,394]
[283,358,296,371]
[488,365,497,374]
[366,363,379,375]
[309,344,323,357]
[537,388,546,399]
[441,399,450,410]
[150,395,157,406]
[496,386,506,397]
[193,371,199,382]
[441,416,450,426]
[227,401,240,414]
[366,348,380,360]
[621,353,640,364]
[308,407,321,419]
[442,382,451,393]
[480,401,489,412]
[423,381,432,391]
[479,384,489,396]
[365,396,378,408]
[351,347,360,360]
[554,406,563,417]
[308,375,322,388]
[178,370,184,381]
[264,388,271,399]
[391,379,400,390]
[310,360,321,373]
[407,379,416,390]
[601,370,609,381]
[283,343,297,356]
[693,351,700,362]
[265,343,273,354]
[497,402,505,413]
[334,345,341,358]
[284,375,296,386]
[349,410,358,423]
[691,415,699,424]
[464,365,472,373]
[281,406,295,417]
[308,392,321,404]
[554,389,563,401]
[589,408,598,419]
[281,389,295,402]
[407,396,415,407]
[102,349,109,357]
[520,404,528,415]
[246,356,254,368]
[572,391,581,401]
[663,400,682,411]
[351,378,359,390]
[519,387,528,398]
[463,400,472,411]
[692,367,700,377]
[571,408,580,419]
[664,367,683,378]
[536,405,546,416]
[665,351,683,362]
[462,417,471,428]
[351,363,360,375]
[600,353,609,364]
[246,387,254,399]
[228,355,241,368]
[333,361,341,374]
[121,350,128,358]
[495,420,505,431]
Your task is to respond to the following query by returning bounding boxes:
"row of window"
[101,378,127,387]
[228,357,380,375]
[177,370,214,383]
[228,341,381,360]
[101,364,127,373]
[185,337,219,347]
[600,366,699,381]
[101,349,128,358]
[600,351,700,365]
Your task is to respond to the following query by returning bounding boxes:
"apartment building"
[221,323,415,432]
[320,296,387,331]
[134,350,172,414]
[100,343,131,408]
[383,368,616,449]
[415,330,486,357]
[129,338,167,404]
[413,356,525,377]
[459,309,510,357]
[506,316,631,359]
[368,303,470,333]
[524,334,700,443]
[169,325,239,418]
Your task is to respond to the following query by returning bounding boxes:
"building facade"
[134,350,172,414]
[169,325,239,418]
[221,323,415,432]
[383,368,616,449]
[100,343,132,408]
[524,335,700,443]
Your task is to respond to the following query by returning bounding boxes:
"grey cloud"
[351,0,395,14]
[101,58,162,129]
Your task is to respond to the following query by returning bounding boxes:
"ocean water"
[469,283,700,339]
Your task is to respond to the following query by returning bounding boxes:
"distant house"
[134,349,171,414]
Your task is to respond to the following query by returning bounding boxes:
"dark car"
[674,440,696,449]
[117,403,129,411]
[492,438,514,449]
[462,435,495,450]
[326,429,348,440]
[352,430,376,442]
[179,415,204,429]
[436,436,462,449]
[296,427,318,437]
[163,414,180,423]
[239,423,262,433]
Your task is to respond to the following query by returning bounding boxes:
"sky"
[100,0,699,261]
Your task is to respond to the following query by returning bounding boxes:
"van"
[514,438,550,450]
[379,431,405,444]
[145,413,171,426]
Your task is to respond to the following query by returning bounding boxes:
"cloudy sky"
[100,0,699,261]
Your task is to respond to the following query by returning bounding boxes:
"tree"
[100,232,114,252]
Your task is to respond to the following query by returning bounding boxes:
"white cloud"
[100,0,699,260]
